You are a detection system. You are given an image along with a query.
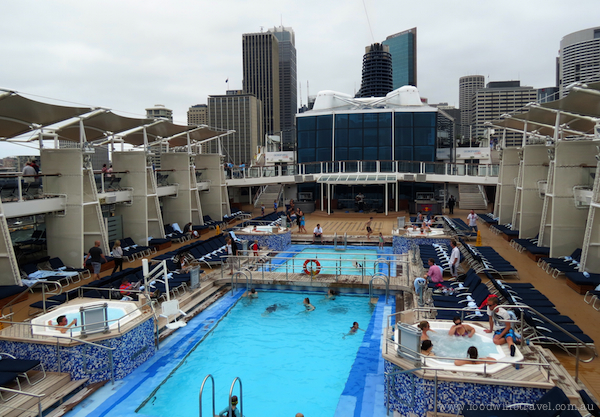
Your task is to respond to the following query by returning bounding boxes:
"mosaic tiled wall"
[384,360,547,416]
[237,230,292,253]
[393,236,451,254]
[0,318,156,383]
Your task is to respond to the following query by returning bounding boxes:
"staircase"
[458,184,488,210]
[254,184,282,208]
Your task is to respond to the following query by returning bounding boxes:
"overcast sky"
[1,0,598,157]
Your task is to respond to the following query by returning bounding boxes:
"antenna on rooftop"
[260,26,264,32]
[362,0,375,44]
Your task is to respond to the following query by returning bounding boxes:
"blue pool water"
[270,245,393,276]
[138,291,375,417]
[428,332,498,361]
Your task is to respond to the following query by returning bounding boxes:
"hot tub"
[403,228,446,237]
[397,320,523,374]
[31,300,142,337]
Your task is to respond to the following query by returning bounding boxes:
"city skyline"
[0,1,599,158]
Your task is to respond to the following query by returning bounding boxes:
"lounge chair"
[0,354,46,386]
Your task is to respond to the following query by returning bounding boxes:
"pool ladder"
[333,232,347,251]
[199,374,243,417]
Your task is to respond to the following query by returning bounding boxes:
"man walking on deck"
[84,240,106,281]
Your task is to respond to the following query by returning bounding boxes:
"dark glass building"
[382,28,417,89]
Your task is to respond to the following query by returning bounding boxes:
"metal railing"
[0,386,44,417]
[226,159,500,181]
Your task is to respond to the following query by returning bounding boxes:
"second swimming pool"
[138,291,376,416]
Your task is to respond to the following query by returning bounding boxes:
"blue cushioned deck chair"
[578,389,600,417]
[462,386,569,417]
[0,354,46,386]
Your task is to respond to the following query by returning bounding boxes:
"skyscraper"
[472,81,537,147]
[382,27,417,89]
[356,43,393,98]
[145,104,173,122]
[187,104,208,126]
[459,75,485,141]
[559,26,600,97]
[242,31,280,141]
[207,94,262,166]
[268,26,297,151]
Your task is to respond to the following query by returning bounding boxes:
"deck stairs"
[254,184,282,208]
[458,184,488,210]
[0,373,88,417]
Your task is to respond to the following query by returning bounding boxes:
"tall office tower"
[559,26,600,97]
[187,104,208,126]
[459,75,485,141]
[268,26,297,151]
[356,43,393,98]
[207,94,263,166]
[382,27,417,89]
[473,81,537,147]
[145,104,173,122]
[242,31,280,141]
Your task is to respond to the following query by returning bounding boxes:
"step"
[537,346,583,402]
[19,378,90,417]
[0,373,78,417]
[44,380,106,417]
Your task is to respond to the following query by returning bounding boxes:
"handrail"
[369,273,389,304]
[227,377,243,417]
[198,374,215,417]
[2,280,63,317]
[385,364,420,415]
[0,386,44,417]
[53,334,117,385]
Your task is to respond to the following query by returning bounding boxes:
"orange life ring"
[303,259,321,276]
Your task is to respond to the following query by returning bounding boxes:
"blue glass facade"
[296,110,436,164]
[382,29,417,89]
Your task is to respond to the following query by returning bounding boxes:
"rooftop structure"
[356,43,393,98]
[145,104,173,122]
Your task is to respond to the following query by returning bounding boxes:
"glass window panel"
[298,131,315,148]
[379,112,392,128]
[414,127,435,146]
[334,129,348,147]
[335,147,348,161]
[396,146,413,161]
[363,161,377,172]
[414,146,434,161]
[348,113,363,129]
[316,130,332,148]
[396,127,413,146]
[395,112,413,127]
[298,148,315,163]
[297,116,316,131]
[348,129,362,147]
[317,115,333,130]
[414,112,436,127]
[379,146,391,160]
[335,114,349,129]
[316,147,332,162]
[364,147,378,161]
[363,128,377,145]
[363,113,378,128]
[378,128,392,146]
[348,147,362,160]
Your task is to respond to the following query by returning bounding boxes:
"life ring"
[303,259,321,276]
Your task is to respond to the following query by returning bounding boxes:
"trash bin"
[397,217,405,229]
[241,240,249,257]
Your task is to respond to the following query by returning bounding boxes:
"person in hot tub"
[48,315,77,334]
[418,321,435,341]
[454,346,496,366]
[421,340,435,356]
[448,316,476,337]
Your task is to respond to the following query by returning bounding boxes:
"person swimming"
[342,322,363,339]
[265,304,277,313]
[303,297,315,311]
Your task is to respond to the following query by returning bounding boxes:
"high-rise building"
[537,87,559,104]
[268,26,297,151]
[382,27,417,89]
[559,26,600,97]
[207,94,263,166]
[145,104,173,122]
[356,43,393,98]
[242,31,280,140]
[187,104,208,126]
[459,75,485,141]
[472,81,537,147]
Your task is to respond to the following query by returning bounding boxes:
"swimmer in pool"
[352,260,363,269]
[454,346,496,366]
[327,289,337,300]
[261,304,278,316]
[343,321,364,339]
[247,288,258,298]
[448,316,476,338]
[303,297,315,311]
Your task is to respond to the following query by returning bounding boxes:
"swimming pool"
[269,245,394,276]
[138,291,374,416]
